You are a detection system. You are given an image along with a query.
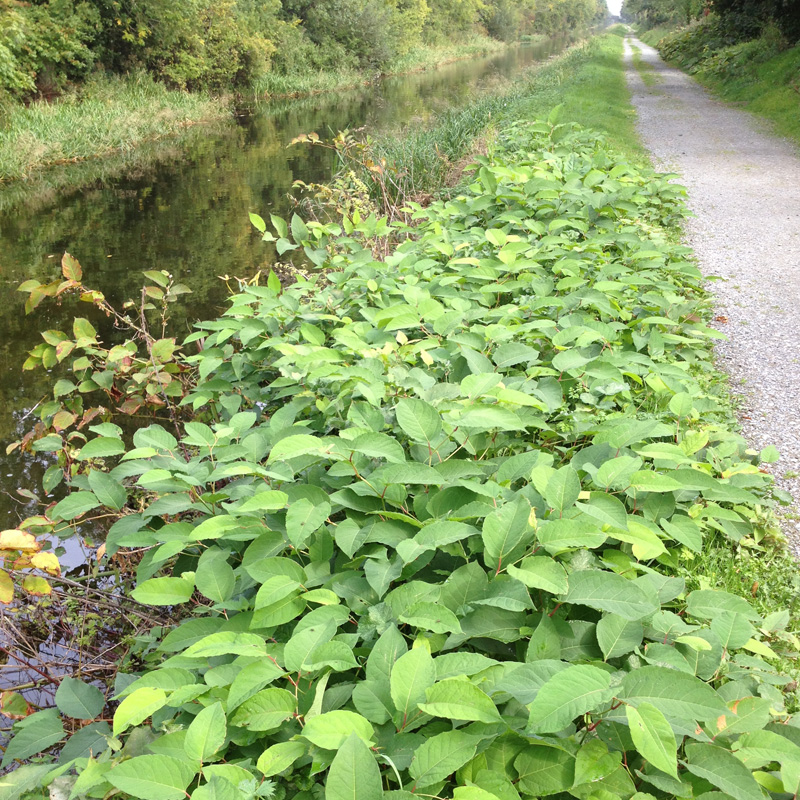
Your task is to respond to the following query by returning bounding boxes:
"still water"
[0,40,565,556]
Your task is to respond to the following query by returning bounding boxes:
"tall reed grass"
[0,72,228,182]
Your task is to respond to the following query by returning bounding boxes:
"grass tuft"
[0,72,228,182]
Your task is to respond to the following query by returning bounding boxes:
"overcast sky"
[607,0,623,15]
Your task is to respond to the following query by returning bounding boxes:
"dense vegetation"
[4,25,800,793]
[0,0,606,101]
[622,0,800,40]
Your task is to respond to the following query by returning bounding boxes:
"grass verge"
[0,72,229,182]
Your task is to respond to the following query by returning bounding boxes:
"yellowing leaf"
[0,529,39,551]
[30,552,61,576]
[21,575,51,596]
[0,570,13,604]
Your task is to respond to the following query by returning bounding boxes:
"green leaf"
[284,620,336,672]
[76,437,126,460]
[302,710,373,750]
[564,569,659,621]
[626,702,678,778]
[237,490,288,513]
[620,666,729,722]
[350,432,406,463]
[545,466,581,515]
[184,702,226,761]
[596,614,643,660]
[229,688,296,731]
[113,687,168,735]
[482,496,534,571]
[684,743,764,800]
[409,730,480,788]
[195,548,235,604]
[686,590,759,621]
[508,556,568,594]
[418,678,501,723]
[107,754,197,800]
[51,491,100,521]
[325,732,383,800]
[227,660,285,711]
[267,434,328,463]
[131,577,194,606]
[515,744,575,796]
[400,601,462,634]
[1,709,66,768]
[286,498,331,547]
[0,764,53,800]
[55,676,105,720]
[395,398,441,443]
[88,469,127,511]
[526,665,613,733]
[390,646,435,726]
[257,740,307,777]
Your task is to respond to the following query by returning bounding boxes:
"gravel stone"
[624,37,800,553]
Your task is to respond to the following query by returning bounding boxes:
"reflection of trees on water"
[0,40,563,528]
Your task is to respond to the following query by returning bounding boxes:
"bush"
[5,119,798,800]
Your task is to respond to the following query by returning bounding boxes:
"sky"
[606,0,623,15]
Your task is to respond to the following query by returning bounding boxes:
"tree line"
[0,0,606,99]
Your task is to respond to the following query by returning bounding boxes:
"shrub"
[5,120,798,800]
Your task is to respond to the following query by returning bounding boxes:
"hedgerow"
[4,119,800,800]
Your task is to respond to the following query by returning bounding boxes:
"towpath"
[624,37,800,552]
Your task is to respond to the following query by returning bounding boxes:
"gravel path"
[623,37,800,552]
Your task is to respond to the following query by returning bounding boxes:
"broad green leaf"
[326,732,383,800]
[684,743,763,800]
[257,740,306,777]
[350,432,406,464]
[508,556,568,594]
[113,688,167,735]
[596,614,643,660]
[686,590,759,621]
[526,664,613,733]
[545,466,581,515]
[195,548,235,603]
[284,620,337,673]
[107,754,197,800]
[76,437,125,460]
[286,498,331,547]
[51,491,100,521]
[629,471,685,493]
[131,577,194,606]
[626,702,678,778]
[184,702,226,761]
[237,490,288,513]
[227,660,285,711]
[395,398,441,443]
[400,601,462,634]
[55,677,105,720]
[418,678,501,723]
[564,569,659,621]
[302,710,373,750]
[515,744,575,795]
[390,647,435,727]
[229,688,296,731]
[409,730,480,788]
[268,434,329,463]
[620,666,729,722]
[0,764,53,799]
[482,496,534,571]
[1,709,66,768]
[88,469,127,511]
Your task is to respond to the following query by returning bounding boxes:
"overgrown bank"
[3,31,800,800]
